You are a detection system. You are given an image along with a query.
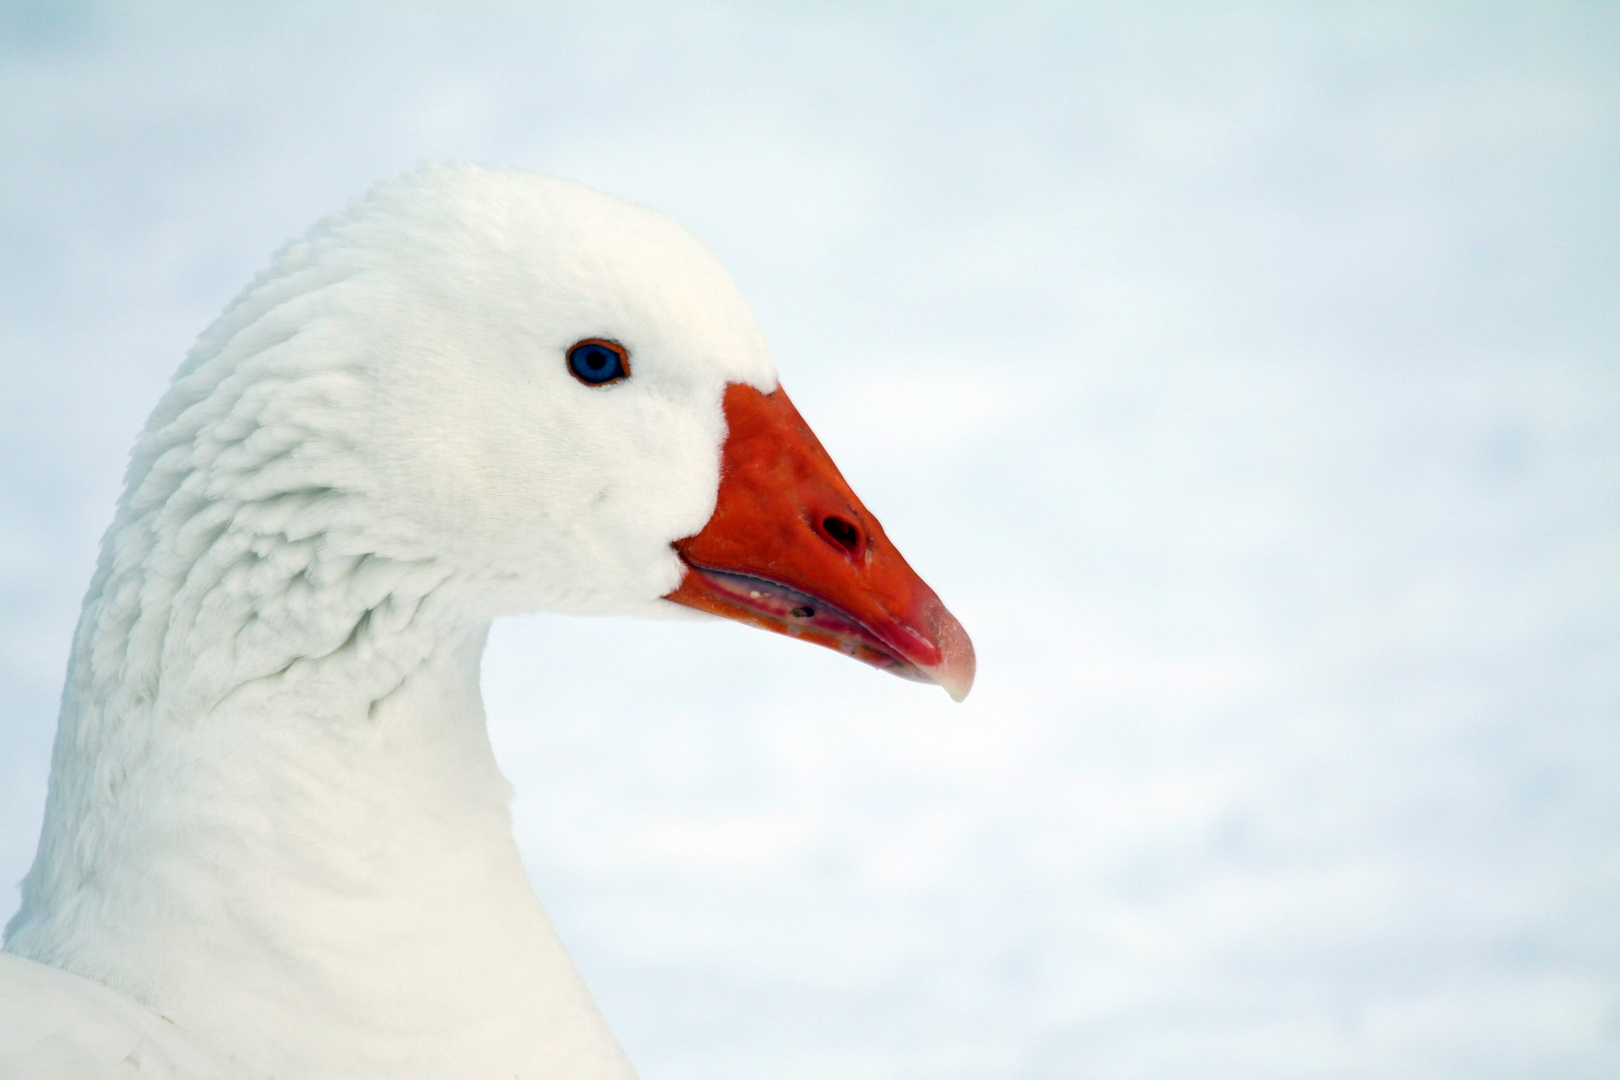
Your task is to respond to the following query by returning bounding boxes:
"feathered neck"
[4,241,637,1079]
[7,489,635,1079]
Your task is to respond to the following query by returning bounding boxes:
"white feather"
[3,163,779,1079]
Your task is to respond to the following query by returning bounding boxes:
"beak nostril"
[821,515,861,554]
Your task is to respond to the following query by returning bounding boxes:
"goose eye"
[567,339,630,386]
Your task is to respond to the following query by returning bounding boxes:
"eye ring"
[567,339,630,386]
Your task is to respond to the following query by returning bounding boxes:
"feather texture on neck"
[6,179,638,1076]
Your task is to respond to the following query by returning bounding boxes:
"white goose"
[0,164,973,1079]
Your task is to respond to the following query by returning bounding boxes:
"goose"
[0,163,973,1079]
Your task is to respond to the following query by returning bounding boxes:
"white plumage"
[0,163,970,1079]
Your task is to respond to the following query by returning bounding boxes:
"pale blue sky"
[2,4,1617,1077]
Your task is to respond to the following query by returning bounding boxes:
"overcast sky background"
[1,3,1617,1078]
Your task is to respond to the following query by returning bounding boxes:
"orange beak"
[665,383,975,701]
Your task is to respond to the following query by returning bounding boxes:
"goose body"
[0,164,972,1079]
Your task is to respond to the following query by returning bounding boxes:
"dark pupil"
[570,342,624,384]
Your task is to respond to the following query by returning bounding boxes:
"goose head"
[173,162,973,700]
[2,163,974,1080]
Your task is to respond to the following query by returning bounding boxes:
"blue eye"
[567,339,630,385]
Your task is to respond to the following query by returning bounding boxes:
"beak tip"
[937,661,974,703]
[925,619,975,703]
